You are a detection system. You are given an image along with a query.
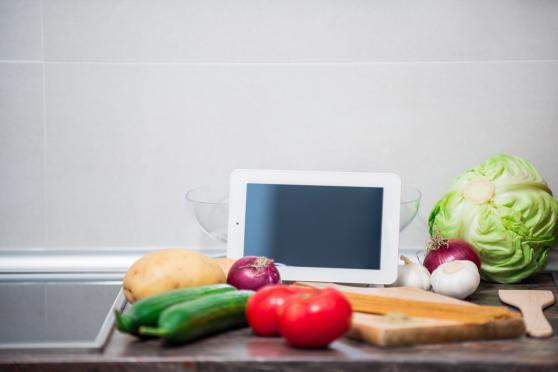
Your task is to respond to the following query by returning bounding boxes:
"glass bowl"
[399,186,422,231]
[186,186,421,243]
[185,187,229,243]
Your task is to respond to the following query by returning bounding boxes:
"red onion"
[227,256,281,290]
[423,237,481,273]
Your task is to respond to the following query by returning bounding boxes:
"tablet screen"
[244,183,383,270]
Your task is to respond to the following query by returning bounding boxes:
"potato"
[213,258,236,277]
[123,248,226,303]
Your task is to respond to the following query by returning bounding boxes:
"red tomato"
[278,288,352,348]
[246,285,315,336]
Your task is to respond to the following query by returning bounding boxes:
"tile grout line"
[39,0,48,247]
[0,60,42,64]
[0,60,558,66]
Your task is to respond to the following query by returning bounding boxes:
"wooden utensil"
[295,282,525,347]
[498,289,555,338]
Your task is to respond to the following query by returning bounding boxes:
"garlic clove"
[431,260,480,299]
[390,255,431,290]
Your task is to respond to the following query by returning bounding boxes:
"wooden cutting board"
[296,282,526,347]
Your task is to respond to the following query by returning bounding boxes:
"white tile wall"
[0,63,44,246]
[0,0,42,60]
[1,1,558,259]
[43,62,558,247]
[43,0,558,62]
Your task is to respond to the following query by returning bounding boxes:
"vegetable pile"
[246,284,353,348]
[429,154,558,283]
[423,237,481,273]
[391,254,480,299]
[122,248,227,303]
[430,260,480,300]
[140,290,254,344]
[117,250,260,345]
[227,256,281,290]
[389,255,431,290]
[115,283,253,344]
[115,283,235,336]
[117,253,352,348]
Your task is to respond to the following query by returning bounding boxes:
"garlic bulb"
[431,260,480,299]
[390,255,431,290]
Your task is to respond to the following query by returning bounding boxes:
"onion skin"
[423,238,481,274]
[227,256,281,291]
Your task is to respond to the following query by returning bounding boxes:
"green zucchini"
[114,283,235,336]
[139,290,254,344]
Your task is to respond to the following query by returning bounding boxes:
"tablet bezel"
[227,169,401,285]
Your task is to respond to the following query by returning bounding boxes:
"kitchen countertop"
[1,273,558,372]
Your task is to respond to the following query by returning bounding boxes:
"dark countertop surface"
[1,273,558,372]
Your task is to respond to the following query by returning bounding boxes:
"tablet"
[227,170,401,285]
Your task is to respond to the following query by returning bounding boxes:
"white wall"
[1,0,558,253]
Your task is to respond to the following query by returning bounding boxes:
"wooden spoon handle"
[522,305,554,338]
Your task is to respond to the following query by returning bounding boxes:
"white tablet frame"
[227,169,401,285]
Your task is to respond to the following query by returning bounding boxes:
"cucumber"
[114,284,235,336]
[139,290,254,344]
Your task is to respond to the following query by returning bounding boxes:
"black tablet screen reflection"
[244,184,383,270]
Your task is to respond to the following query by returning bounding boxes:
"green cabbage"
[428,154,558,283]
